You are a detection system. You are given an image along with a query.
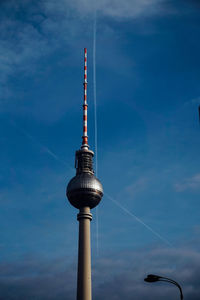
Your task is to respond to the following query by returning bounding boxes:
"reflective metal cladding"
[67,172,103,209]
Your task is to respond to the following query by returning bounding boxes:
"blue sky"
[0,0,200,299]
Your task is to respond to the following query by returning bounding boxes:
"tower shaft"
[77,207,92,300]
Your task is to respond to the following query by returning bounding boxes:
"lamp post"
[144,274,183,300]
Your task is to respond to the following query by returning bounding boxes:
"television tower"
[66,48,103,300]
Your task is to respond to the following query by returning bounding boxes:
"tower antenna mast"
[82,48,88,148]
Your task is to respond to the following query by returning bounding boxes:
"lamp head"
[144,274,161,283]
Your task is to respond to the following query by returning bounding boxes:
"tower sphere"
[67,172,103,209]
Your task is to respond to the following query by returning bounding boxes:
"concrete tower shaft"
[77,207,92,300]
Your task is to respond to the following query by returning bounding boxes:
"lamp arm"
[159,278,183,300]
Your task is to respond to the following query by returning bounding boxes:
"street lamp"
[144,274,183,300]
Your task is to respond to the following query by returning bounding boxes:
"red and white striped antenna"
[82,48,88,149]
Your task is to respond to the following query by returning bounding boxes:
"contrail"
[10,122,172,247]
[105,192,172,247]
[93,6,98,176]
[10,120,71,169]
[93,7,99,256]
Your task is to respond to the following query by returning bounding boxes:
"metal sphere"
[67,173,103,209]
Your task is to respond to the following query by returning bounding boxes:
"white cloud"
[174,173,200,192]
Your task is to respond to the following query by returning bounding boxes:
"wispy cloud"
[61,0,171,19]
[125,176,150,197]
[0,1,79,99]
[0,13,50,86]
[174,173,200,192]
[0,0,171,100]
[190,97,200,105]
[184,96,200,107]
